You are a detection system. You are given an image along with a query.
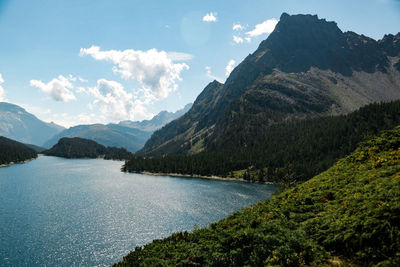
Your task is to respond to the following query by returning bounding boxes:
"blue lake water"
[0,156,277,266]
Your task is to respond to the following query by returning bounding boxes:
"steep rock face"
[379,33,400,71]
[213,13,390,119]
[0,102,64,146]
[139,13,400,156]
[379,33,400,57]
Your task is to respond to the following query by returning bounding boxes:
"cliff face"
[139,13,400,156]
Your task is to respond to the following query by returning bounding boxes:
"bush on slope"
[115,126,400,266]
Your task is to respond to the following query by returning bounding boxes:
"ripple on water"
[0,156,278,266]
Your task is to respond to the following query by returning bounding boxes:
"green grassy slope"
[115,126,400,266]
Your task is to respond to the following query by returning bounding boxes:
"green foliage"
[43,137,133,160]
[124,100,400,183]
[116,126,400,266]
[0,136,37,165]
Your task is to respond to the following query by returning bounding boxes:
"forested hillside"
[116,126,400,266]
[124,100,400,183]
[44,137,132,160]
[0,136,37,165]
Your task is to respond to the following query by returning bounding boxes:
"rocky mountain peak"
[138,13,400,157]
[253,13,389,76]
[379,32,400,57]
[259,13,342,52]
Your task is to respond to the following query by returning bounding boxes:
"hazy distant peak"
[0,102,27,113]
[0,102,65,146]
[118,103,192,131]
[42,103,193,152]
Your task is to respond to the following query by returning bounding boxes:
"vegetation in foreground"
[124,100,400,183]
[116,126,400,266]
[0,136,37,165]
[43,137,133,160]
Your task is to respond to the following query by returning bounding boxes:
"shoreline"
[40,154,126,162]
[0,157,37,168]
[139,171,275,184]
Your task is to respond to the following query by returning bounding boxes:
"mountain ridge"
[138,13,400,156]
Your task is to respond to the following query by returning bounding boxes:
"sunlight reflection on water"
[0,156,277,266]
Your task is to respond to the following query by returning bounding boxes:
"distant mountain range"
[118,104,192,132]
[138,13,400,156]
[0,102,65,146]
[0,102,191,152]
[43,103,192,152]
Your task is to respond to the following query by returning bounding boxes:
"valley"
[0,7,399,267]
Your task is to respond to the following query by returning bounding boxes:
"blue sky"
[0,0,399,127]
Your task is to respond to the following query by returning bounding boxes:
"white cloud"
[166,52,194,61]
[76,86,87,94]
[202,12,217,22]
[80,46,189,100]
[233,35,244,44]
[233,24,244,31]
[17,103,51,118]
[0,74,5,101]
[205,66,222,83]
[68,74,77,82]
[225,60,236,76]
[50,112,100,128]
[246,18,278,38]
[30,75,76,102]
[231,19,277,45]
[78,76,88,83]
[76,113,97,125]
[88,79,152,122]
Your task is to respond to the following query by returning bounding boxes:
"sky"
[0,0,399,128]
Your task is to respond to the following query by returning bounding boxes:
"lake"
[0,156,277,266]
